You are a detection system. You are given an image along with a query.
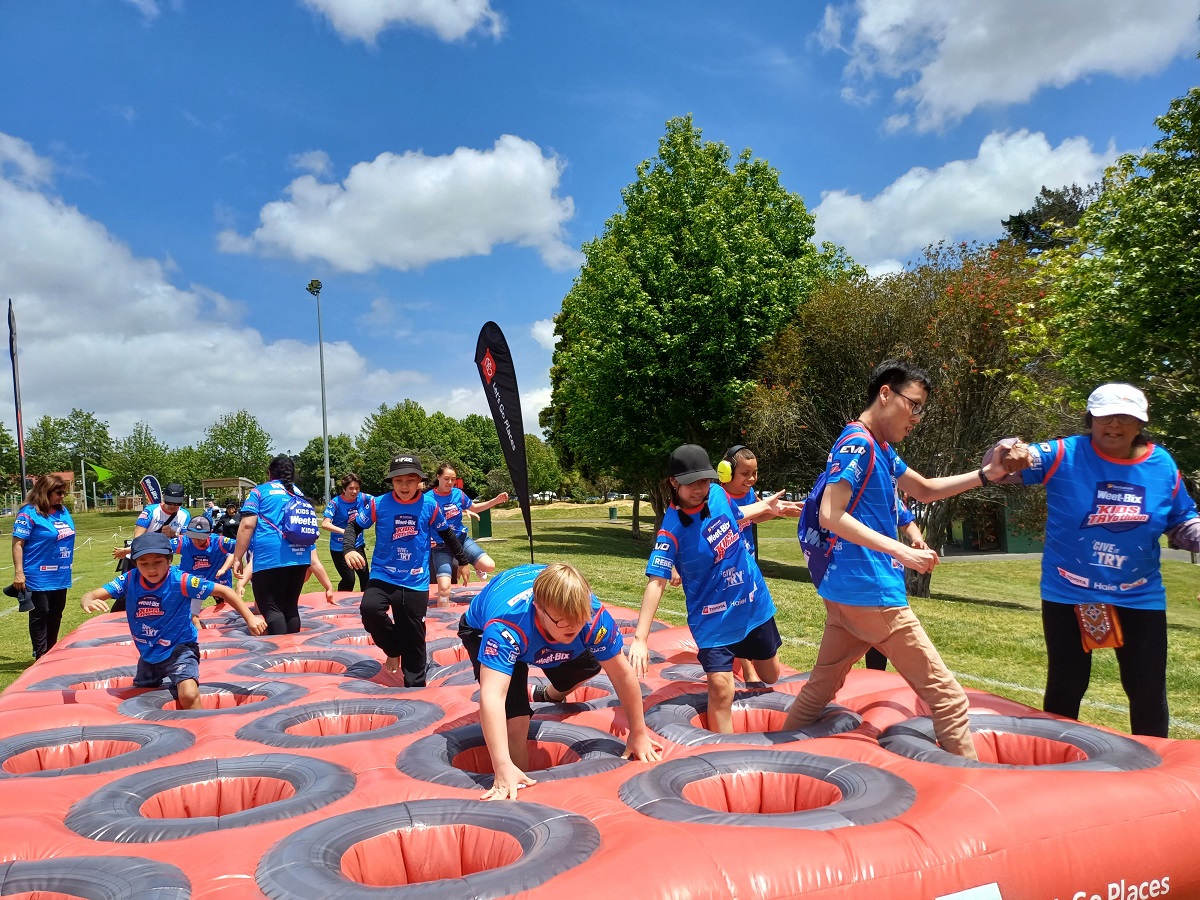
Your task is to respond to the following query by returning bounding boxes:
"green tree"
[1001,183,1100,253]
[198,410,274,481]
[545,115,837,526]
[295,434,362,498]
[25,415,71,475]
[61,408,112,468]
[459,414,504,496]
[1035,87,1200,474]
[525,435,562,495]
[357,400,429,488]
[109,421,170,495]
[0,422,18,479]
[164,445,206,501]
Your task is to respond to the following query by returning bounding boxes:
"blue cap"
[130,532,173,560]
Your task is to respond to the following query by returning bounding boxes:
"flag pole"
[8,301,26,494]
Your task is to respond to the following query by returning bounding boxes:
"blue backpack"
[797,424,876,589]
[278,493,321,546]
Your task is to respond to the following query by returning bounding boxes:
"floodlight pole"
[306,279,331,504]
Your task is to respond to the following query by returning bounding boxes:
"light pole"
[307,279,331,504]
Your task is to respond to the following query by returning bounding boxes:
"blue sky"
[1,0,1197,453]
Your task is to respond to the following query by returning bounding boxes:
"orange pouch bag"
[1074,602,1124,651]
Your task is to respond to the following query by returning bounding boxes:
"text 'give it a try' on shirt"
[819,424,911,608]
[464,564,623,677]
[647,482,774,648]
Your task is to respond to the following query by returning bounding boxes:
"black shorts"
[458,615,601,719]
[696,617,782,674]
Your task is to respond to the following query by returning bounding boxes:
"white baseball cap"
[1087,383,1148,422]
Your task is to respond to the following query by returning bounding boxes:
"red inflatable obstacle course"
[1,587,1199,899]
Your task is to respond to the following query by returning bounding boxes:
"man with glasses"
[458,562,662,800]
[781,359,1026,758]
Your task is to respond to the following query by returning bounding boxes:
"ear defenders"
[717,445,749,484]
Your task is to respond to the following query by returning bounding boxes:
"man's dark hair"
[866,359,932,404]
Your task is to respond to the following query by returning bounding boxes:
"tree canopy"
[545,115,841,518]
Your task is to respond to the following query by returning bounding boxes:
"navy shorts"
[696,618,782,674]
[432,538,487,578]
[134,642,200,700]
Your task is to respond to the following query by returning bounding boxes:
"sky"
[1,0,1197,455]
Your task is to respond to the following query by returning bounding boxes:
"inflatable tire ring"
[426,658,473,683]
[0,723,194,778]
[526,674,650,713]
[612,617,668,635]
[339,680,421,696]
[659,664,811,687]
[25,666,138,692]
[619,748,915,829]
[255,798,599,900]
[425,636,467,664]
[65,753,355,842]
[878,713,1163,771]
[218,616,334,636]
[193,638,276,659]
[118,680,308,720]
[425,608,463,624]
[0,856,190,899]
[227,650,381,680]
[64,634,135,650]
[236,698,444,748]
[302,627,372,649]
[644,689,860,746]
[397,719,629,790]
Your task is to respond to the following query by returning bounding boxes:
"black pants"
[1042,600,1169,737]
[28,588,67,658]
[459,615,601,719]
[360,580,428,687]
[251,565,308,635]
[864,647,889,671]
[330,549,370,592]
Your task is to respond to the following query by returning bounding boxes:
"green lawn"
[3,508,1199,740]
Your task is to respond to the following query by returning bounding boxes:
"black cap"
[385,454,424,479]
[130,532,173,559]
[162,483,186,504]
[669,444,719,485]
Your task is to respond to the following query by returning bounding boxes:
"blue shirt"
[819,423,911,607]
[135,503,191,535]
[429,487,473,544]
[646,482,775,648]
[725,486,758,557]
[12,504,75,591]
[102,567,214,663]
[174,534,236,587]
[464,564,623,676]
[241,481,313,570]
[1021,436,1198,610]
[323,494,369,551]
[360,491,450,589]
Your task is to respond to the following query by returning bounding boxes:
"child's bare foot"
[384,656,400,674]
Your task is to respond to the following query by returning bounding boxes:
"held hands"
[622,732,664,763]
[627,637,650,678]
[481,761,536,801]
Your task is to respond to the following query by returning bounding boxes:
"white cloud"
[530,319,557,351]
[814,129,1115,269]
[300,0,502,43]
[121,0,160,19]
[827,0,1200,130]
[219,135,582,273]
[0,134,53,186]
[289,149,332,176]
[0,133,454,452]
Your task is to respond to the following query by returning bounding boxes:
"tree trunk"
[632,496,640,536]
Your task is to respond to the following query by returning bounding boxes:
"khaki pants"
[788,600,977,759]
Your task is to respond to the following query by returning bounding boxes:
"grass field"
[3,506,1199,739]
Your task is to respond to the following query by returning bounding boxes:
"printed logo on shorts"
[702,515,739,563]
[391,514,418,541]
[1081,481,1149,532]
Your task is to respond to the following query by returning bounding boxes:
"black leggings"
[28,588,67,658]
[330,549,370,592]
[360,580,428,687]
[251,565,309,635]
[1042,600,1169,737]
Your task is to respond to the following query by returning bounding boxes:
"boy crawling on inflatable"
[80,532,267,710]
[458,562,662,800]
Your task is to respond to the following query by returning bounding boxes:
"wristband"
[978,468,991,486]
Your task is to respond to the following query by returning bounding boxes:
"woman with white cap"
[1002,383,1200,737]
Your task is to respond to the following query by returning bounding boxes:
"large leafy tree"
[198,410,274,482]
[1035,87,1200,474]
[357,400,430,488]
[25,415,72,475]
[109,421,170,494]
[743,241,1075,595]
[1001,183,1100,253]
[295,434,362,499]
[546,115,835,525]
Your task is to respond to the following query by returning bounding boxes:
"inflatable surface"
[1,588,1198,899]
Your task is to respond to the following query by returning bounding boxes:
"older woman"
[12,474,76,658]
[1006,384,1200,737]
